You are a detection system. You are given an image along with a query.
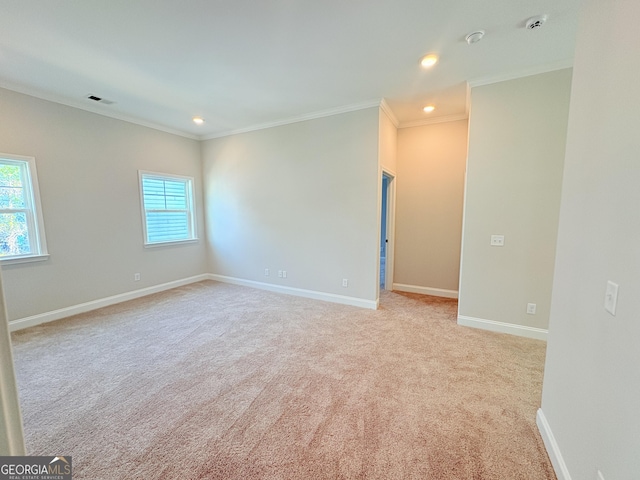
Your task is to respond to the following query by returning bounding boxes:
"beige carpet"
[10,281,555,479]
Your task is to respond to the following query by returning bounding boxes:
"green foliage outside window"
[0,163,32,256]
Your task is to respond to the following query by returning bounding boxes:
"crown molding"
[379,98,399,127]
[1,81,384,141]
[468,59,573,89]
[0,81,199,140]
[202,99,383,140]
[399,113,468,129]
[2,58,573,143]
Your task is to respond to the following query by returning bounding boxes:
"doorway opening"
[380,171,395,291]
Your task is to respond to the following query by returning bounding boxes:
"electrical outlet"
[342,279,348,287]
[278,270,283,278]
[282,270,287,278]
[264,268,269,276]
[134,273,140,281]
[526,303,536,315]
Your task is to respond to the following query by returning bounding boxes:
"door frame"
[0,269,26,455]
[379,169,396,292]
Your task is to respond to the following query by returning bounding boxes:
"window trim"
[138,170,197,247]
[0,153,49,265]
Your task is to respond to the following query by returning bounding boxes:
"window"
[0,153,48,263]
[139,171,196,245]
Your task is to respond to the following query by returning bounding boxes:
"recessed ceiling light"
[465,30,485,45]
[423,105,435,113]
[420,54,439,68]
[192,117,205,125]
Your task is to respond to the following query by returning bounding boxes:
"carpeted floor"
[10,281,555,479]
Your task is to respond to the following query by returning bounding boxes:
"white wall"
[540,0,640,478]
[394,120,467,296]
[0,88,207,321]
[458,70,572,336]
[202,107,380,305]
[378,109,397,174]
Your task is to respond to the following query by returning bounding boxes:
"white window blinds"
[139,172,196,245]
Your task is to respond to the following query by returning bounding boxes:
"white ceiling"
[0,0,582,139]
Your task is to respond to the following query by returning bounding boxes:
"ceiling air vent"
[86,94,115,105]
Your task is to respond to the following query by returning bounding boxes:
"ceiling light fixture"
[465,30,485,45]
[423,105,435,113]
[192,117,205,125]
[420,54,439,68]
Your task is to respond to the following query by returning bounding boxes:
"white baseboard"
[392,283,458,299]
[537,408,572,480]
[8,274,210,332]
[457,315,548,341]
[208,274,378,310]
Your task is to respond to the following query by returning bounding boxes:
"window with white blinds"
[139,171,196,245]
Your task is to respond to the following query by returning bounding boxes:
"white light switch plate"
[490,235,505,246]
[604,281,619,316]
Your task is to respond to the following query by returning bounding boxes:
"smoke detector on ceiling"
[465,30,485,45]
[526,15,548,30]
